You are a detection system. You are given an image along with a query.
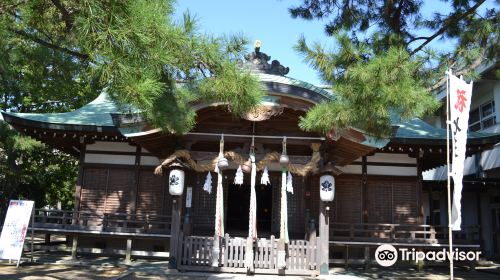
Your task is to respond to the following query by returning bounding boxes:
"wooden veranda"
[26,208,482,275]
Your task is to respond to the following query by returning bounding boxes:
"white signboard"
[186,187,193,208]
[0,200,34,261]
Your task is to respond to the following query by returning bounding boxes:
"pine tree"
[0,0,264,209]
[0,0,264,133]
[290,0,498,137]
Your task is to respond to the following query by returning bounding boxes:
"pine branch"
[410,0,487,55]
[50,0,73,32]
[427,50,485,91]
[9,28,89,60]
[0,1,27,15]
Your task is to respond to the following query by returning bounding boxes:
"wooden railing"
[330,222,480,244]
[33,209,171,235]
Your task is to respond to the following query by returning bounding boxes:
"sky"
[174,0,330,85]
[173,0,496,86]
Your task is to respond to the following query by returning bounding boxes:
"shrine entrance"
[227,182,273,236]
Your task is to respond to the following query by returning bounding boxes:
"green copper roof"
[2,92,123,127]
[257,72,333,100]
[392,118,500,144]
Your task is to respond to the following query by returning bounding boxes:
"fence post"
[125,238,132,264]
[71,234,78,260]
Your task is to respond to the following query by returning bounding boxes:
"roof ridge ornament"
[243,40,290,76]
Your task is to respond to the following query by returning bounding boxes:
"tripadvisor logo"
[375,244,398,267]
[375,244,482,267]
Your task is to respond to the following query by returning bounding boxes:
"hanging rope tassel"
[280,167,289,244]
[246,135,258,271]
[286,171,293,194]
[234,166,244,185]
[203,172,213,194]
[261,166,270,185]
[214,136,225,238]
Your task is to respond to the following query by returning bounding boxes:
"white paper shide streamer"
[261,166,270,185]
[203,172,212,194]
[286,171,293,194]
[234,165,244,185]
[449,71,473,231]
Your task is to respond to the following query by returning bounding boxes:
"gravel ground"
[1,251,500,280]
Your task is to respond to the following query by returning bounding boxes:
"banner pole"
[446,69,454,280]
[31,206,34,263]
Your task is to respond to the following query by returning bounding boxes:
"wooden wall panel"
[335,177,362,223]
[392,183,418,224]
[105,169,134,213]
[287,175,304,235]
[137,170,168,215]
[80,167,170,216]
[80,168,108,213]
[192,172,216,234]
[366,182,393,223]
[366,177,418,224]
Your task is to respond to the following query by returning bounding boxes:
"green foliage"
[1,0,264,133]
[290,0,498,136]
[0,0,265,209]
[72,0,263,133]
[298,48,440,137]
[0,121,77,210]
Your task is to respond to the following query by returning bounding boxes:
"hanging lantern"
[319,175,335,201]
[241,159,252,173]
[168,162,186,196]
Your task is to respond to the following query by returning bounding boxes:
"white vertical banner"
[0,200,34,262]
[449,71,473,231]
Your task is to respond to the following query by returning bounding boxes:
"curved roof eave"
[390,118,500,145]
[1,112,119,133]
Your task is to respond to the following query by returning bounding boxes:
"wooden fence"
[178,233,317,273]
[33,209,171,235]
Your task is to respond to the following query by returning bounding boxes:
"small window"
[469,100,496,131]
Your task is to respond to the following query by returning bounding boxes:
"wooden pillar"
[429,184,434,225]
[364,246,370,270]
[131,146,141,214]
[362,156,368,223]
[73,140,86,223]
[169,196,182,268]
[125,238,132,264]
[476,188,483,248]
[318,200,330,275]
[417,154,424,224]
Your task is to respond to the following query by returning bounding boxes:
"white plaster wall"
[337,165,362,174]
[86,141,136,152]
[140,156,161,166]
[367,153,417,164]
[84,154,135,165]
[367,166,417,176]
